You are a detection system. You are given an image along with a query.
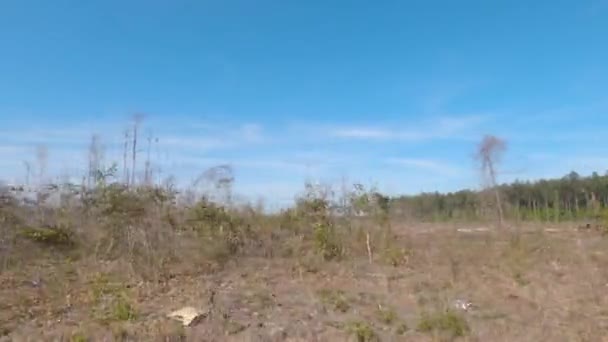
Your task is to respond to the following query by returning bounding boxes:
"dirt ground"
[2,223,608,341]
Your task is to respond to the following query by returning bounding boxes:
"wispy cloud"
[160,123,267,149]
[544,156,608,173]
[161,137,233,150]
[0,118,272,184]
[385,157,463,177]
[327,114,488,141]
[239,123,265,143]
[331,128,394,140]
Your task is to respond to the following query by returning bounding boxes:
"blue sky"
[1,0,607,208]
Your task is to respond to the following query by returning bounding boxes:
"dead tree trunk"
[476,135,507,229]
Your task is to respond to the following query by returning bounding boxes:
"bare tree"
[192,165,235,205]
[123,129,130,186]
[131,114,144,186]
[143,131,157,186]
[23,161,32,186]
[35,145,48,187]
[476,135,507,228]
[87,134,103,188]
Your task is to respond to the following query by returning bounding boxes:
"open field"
[3,1,606,340]
[2,205,608,342]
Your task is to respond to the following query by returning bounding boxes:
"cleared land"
[2,204,607,342]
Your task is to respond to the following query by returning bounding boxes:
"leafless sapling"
[475,135,507,228]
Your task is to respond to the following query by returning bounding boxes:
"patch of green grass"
[89,273,137,323]
[417,309,470,338]
[18,225,75,247]
[346,321,379,342]
[381,246,410,267]
[376,305,398,325]
[112,297,137,321]
[317,288,351,313]
[313,222,343,261]
[395,322,408,335]
[70,333,88,342]
[90,273,122,301]
[513,271,530,286]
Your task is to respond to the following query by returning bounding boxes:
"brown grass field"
[2,191,608,342]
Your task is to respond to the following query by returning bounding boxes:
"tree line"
[390,171,608,222]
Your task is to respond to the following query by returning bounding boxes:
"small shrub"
[513,271,529,286]
[112,297,137,321]
[186,200,245,264]
[317,288,351,313]
[70,332,88,342]
[90,273,119,301]
[395,322,408,335]
[595,209,608,235]
[313,222,342,261]
[89,273,137,323]
[417,310,470,338]
[381,246,410,267]
[376,305,398,325]
[346,321,379,342]
[18,225,75,247]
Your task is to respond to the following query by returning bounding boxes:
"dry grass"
[2,184,608,341]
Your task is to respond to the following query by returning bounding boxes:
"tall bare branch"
[475,135,507,228]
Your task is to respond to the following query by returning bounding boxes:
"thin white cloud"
[161,136,233,150]
[385,157,463,177]
[159,123,267,149]
[0,118,272,187]
[239,123,265,143]
[327,114,488,141]
[434,115,487,133]
[332,128,395,140]
[0,113,490,204]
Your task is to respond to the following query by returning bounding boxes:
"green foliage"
[317,288,350,312]
[346,321,379,342]
[392,170,608,222]
[89,273,137,323]
[186,199,246,263]
[187,200,238,233]
[86,185,155,261]
[87,184,148,221]
[0,193,21,227]
[395,322,409,335]
[93,163,118,187]
[597,208,608,234]
[376,305,398,325]
[294,184,345,260]
[417,310,470,338]
[348,184,390,221]
[313,222,342,260]
[111,297,137,321]
[381,246,410,267]
[90,273,120,300]
[18,225,75,247]
[70,333,88,342]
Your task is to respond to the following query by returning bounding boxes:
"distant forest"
[390,171,608,222]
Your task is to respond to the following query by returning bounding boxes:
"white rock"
[167,306,206,326]
[452,299,473,311]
